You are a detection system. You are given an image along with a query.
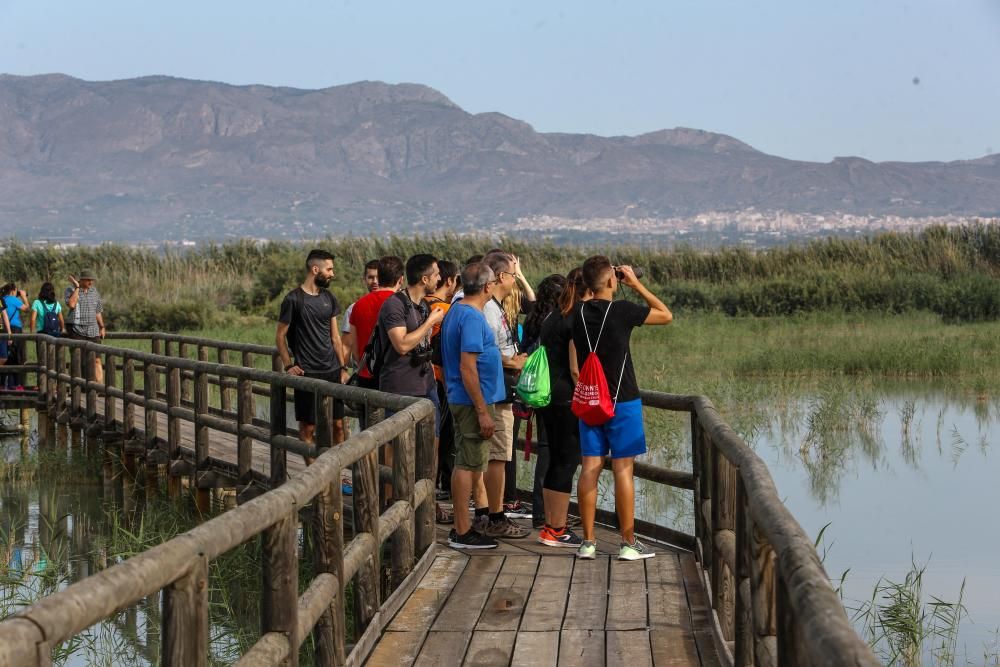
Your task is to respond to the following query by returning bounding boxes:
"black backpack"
[41,302,61,337]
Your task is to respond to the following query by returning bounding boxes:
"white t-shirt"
[341,302,356,333]
[484,298,517,357]
[451,290,464,305]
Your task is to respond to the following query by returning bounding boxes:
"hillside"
[1,74,998,241]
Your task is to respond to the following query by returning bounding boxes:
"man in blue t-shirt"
[440,262,505,550]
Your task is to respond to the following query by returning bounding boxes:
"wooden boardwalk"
[0,334,879,667]
[364,522,721,667]
[89,400,723,665]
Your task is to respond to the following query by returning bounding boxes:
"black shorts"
[293,370,345,425]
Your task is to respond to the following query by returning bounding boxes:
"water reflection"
[745,381,1000,660]
[0,412,264,666]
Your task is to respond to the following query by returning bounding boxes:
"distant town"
[5,210,997,252]
[508,210,998,248]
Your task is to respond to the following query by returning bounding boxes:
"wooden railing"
[0,333,879,666]
[0,333,437,667]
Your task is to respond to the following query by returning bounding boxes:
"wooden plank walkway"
[92,401,309,477]
[88,402,722,665]
[364,521,722,667]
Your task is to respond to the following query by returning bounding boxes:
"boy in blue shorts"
[571,256,673,560]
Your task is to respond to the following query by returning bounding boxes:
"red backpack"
[571,302,628,426]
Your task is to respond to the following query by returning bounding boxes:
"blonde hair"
[502,281,521,333]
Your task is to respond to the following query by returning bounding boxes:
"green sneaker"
[618,538,655,561]
[576,540,597,560]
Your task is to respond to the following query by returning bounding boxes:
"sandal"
[435,503,454,524]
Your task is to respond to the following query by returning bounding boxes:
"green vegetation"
[3,223,1000,332]
[852,558,967,667]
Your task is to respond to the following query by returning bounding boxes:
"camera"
[615,266,644,280]
[409,345,432,369]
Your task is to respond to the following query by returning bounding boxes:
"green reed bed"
[3,223,1000,331]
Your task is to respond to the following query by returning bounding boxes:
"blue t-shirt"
[3,296,23,329]
[441,302,505,406]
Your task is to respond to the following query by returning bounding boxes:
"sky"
[1,0,999,164]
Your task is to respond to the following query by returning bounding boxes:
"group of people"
[276,248,672,560]
[0,271,106,389]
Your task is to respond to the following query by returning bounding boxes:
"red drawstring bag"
[572,302,628,427]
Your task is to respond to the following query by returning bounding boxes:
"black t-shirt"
[278,288,341,373]
[377,291,435,396]
[539,312,575,405]
[571,299,650,404]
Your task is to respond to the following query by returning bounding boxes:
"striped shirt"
[64,286,103,338]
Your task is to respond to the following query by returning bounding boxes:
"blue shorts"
[579,399,646,459]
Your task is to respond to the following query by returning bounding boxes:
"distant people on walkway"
[340,259,379,369]
[425,260,459,496]
[572,257,672,561]
[480,251,529,539]
[1,284,29,390]
[65,270,106,383]
[31,283,65,337]
[441,262,506,549]
[276,249,349,475]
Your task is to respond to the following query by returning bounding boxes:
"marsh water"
[2,384,998,664]
[0,418,264,666]
[630,381,1000,663]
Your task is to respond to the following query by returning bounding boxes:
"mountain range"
[1,73,998,241]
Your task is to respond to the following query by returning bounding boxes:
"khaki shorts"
[488,402,515,462]
[451,403,494,472]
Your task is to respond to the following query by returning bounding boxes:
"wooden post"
[36,338,48,409]
[194,369,210,514]
[776,573,802,666]
[313,395,347,666]
[151,337,163,396]
[414,411,436,557]
[390,426,415,589]
[85,348,98,425]
[691,412,705,566]
[711,442,738,642]
[269,356,288,488]
[103,351,116,433]
[262,511,299,667]
[167,365,182,497]
[700,429,714,581]
[48,342,60,414]
[161,554,209,667]
[70,346,82,417]
[237,376,254,487]
[734,477,754,667]
[144,359,160,451]
[179,343,192,403]
[352,404,382,636]
[218,348,232,414]
[123,356,136,439]
[749,512,777,664]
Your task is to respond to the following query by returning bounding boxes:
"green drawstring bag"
[516,345,551,408]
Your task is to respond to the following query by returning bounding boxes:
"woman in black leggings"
[535,268,589,547]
